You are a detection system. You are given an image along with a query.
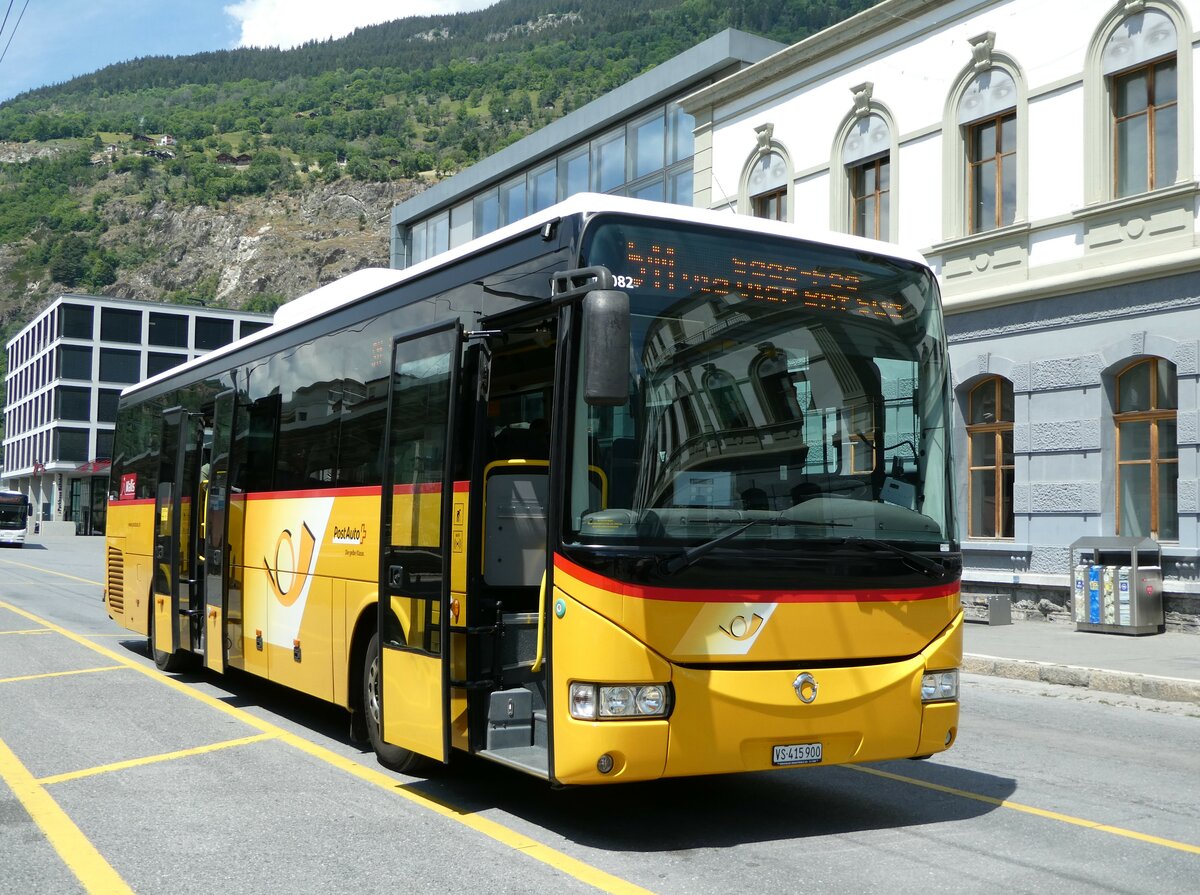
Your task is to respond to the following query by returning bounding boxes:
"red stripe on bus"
[392,481,471,495]
[105,481,471,507]
[553,554,957,604]
[243,481,469,500]
[246,485,381,500]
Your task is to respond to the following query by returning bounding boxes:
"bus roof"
[124,193,931,399]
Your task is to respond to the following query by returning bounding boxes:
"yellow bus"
[104,194,962,784]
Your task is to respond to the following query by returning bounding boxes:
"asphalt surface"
[1,534,1197,895]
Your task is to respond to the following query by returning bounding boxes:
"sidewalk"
[964,619,1200,706]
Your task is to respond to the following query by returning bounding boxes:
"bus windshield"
[567,217,953,551]
[0,496,28,531]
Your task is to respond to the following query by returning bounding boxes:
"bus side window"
[231,395,280,494]
[336,387,386,487]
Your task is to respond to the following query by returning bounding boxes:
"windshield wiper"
[843,537,946,579]
[660,517,842,576]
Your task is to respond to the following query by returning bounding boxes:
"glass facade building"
[390,30,785,269]
[2,295,271,535]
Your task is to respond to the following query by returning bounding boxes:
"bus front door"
[378,322,463,764]
[152,408,205,664]
[203,390,236,674]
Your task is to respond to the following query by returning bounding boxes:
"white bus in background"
[0,490,32,547]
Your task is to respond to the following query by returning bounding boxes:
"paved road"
[1,538,1198,894]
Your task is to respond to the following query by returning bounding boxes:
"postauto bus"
[104,194,962,784]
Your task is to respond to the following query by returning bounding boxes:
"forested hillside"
[0,0,873,417]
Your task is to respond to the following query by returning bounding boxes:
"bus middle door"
[378,321,463,764]
[152,407,205,667]
[203,390,237,674]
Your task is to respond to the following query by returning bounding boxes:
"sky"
[0,0,499,103]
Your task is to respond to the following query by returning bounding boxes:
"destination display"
[597,226,919,324]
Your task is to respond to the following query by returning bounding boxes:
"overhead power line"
[0,0,33,68]
[0,1,17,43]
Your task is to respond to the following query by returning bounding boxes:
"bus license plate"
[772,743,822,766]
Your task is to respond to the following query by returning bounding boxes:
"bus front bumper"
[553,613,961,784]
[663,643,959,777]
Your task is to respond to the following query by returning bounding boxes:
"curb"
[964,653,1200,707]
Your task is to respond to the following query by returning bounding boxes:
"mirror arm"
[551,266,615,305]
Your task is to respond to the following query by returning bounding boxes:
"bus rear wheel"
[363,631,432,775]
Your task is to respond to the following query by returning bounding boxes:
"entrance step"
[478,745,548,778]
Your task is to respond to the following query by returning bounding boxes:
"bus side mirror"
[583,290,629,407]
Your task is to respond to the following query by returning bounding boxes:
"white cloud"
[224,0,499,49]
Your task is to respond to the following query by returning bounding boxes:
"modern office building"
[388,29,786,268]
[2,294,271,535]
[387,3,1200,629]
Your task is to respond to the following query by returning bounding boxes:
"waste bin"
[1069,537,1163,635]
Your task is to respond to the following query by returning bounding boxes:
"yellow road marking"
[0,558,102,586]
[0,600,659,895]
[0,665,127,685]
[0,735,134,895]
[38,733,278,786]
[0,628,52,634]
[851,764,1200,855]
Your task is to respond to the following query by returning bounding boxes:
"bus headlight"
[569,682,672,720]
[921,669,959,702]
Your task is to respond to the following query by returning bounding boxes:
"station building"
[2,294,270,535]
[388,3,1200,629]
[677,0,1200,628]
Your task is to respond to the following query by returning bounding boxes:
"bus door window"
[181,414,208,611]
[152,408,205,654]
[478,321,556,611]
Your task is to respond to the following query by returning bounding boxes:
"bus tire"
[363,631,432,775]
[147,597,190,673]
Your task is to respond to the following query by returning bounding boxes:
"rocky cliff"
[3,168,425,329]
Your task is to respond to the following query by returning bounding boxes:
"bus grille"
[107,547,125,615]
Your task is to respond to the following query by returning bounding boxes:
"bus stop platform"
[964,620,1200,707]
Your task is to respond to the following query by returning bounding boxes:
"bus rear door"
[152,407,205,664]
[378,322,463,763]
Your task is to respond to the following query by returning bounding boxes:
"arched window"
[738,125,793,222]
[1105,9,1178,196]
[844,113,891,240]
[967,377,1014,538]
[673,375,700,438]
[750,344,805,425]
[749,151,788,220]
[702,364,751,430]
[941,33,1029,241]
[1115,358,1177,539]
[960,68,1018,232]
[1085,4,1192,203]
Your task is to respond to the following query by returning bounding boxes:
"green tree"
[48,234,90,286]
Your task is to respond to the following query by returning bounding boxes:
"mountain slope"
[0,0,875,426]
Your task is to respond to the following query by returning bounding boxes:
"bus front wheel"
[147,598,190,673]
[363,632,431,775]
